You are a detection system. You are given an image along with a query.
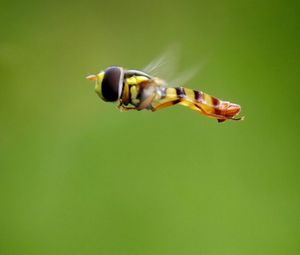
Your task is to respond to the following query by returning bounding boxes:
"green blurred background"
[0,0,299,254]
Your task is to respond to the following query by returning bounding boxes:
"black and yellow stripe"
[151,86,241,122]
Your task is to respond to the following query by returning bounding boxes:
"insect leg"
[151,99,181,111]
[117,103,136,112]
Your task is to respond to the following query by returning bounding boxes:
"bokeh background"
[0,0,299,254]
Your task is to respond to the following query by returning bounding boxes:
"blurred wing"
[143,45,180,81]
[168,65,200,87]
[143,45,202,87]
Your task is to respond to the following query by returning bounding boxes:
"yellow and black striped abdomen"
[153,86,241,121]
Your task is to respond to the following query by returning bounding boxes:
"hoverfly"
[86,58,242,123]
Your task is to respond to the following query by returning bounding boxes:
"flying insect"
[86,65,242,123]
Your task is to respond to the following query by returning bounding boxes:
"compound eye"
[101,66,124,102]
